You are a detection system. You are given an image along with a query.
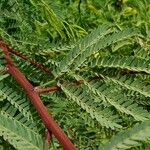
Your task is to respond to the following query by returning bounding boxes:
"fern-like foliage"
[99,120,150,150]
[54,27,138,77]
[90,56,150,74]
[0,0,150,149]
[73,75,150,121]
[59,82,122,130]
[0,111,44,150]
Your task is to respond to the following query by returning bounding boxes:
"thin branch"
[72,80,84,85]
[35,77,104,94]
[0,40,13,65]
[44,129,52,144]
[0,40,76,150]
[35,86,61,94]
[1,41,53,76]
[43,129,52,150]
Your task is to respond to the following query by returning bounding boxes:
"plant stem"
[0,40,76,150]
